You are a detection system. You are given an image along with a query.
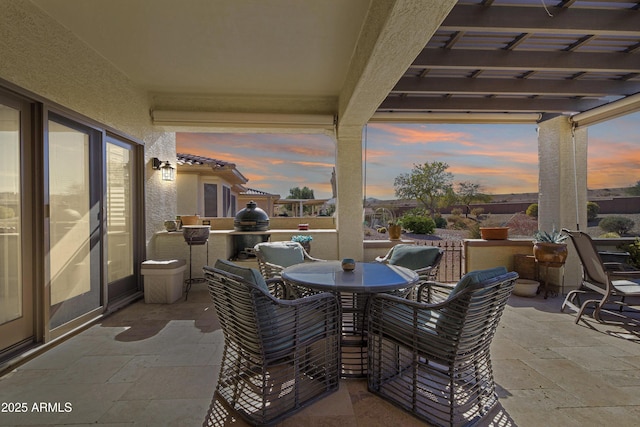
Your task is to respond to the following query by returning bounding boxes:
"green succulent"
[533,227,568,244]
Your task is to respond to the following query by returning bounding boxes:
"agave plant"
[533,227,568,244]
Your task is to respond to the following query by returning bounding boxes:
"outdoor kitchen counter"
[151,229,339,280]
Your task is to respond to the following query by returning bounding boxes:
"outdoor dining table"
[281,261,419,378]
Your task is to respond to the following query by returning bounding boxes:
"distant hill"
[491,187,633,203]
[366,187,636,209]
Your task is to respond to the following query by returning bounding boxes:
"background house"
[238,188,282,218]
[176,153,249,218]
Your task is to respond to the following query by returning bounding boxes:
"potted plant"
[388,218,403,240]
[291,235,313,253]
[479,217,509,240]
[480,226,509,240]
[533,227,568,266]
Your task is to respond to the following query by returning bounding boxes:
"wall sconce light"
[151,157,176,181]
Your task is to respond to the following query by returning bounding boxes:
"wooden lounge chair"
[367,267,518,427]
[202,259,341,426]
[561,229,640,324]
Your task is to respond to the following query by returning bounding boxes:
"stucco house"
[176,153,248,219]
[1,0,638,370]
[238,188,282,218]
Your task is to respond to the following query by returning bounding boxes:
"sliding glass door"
[47,116,102,330]
[0,82,145,360]
[106,135,140,302]
[0,94,33,352]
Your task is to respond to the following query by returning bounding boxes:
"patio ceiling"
[29,0,640,128]
[375,0,640,123]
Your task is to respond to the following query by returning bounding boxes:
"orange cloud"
[178,132,334,158]
[588,139,640,188]
[370,123,470,145]
[291,160,335,168]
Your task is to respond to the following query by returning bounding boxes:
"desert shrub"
[599,216,635,235]
[470,207,484,218]
[599,232,620,238]
[377,226,387,234]
[468,222,481,238]
[433,214,447,229]
[450,208,463,216]
[525,203,538,218]
[620,238,640,269]
[504,212,538,236]
[403,207,430,217]
[587,201,600,221]
[401,214,436,235]
[448,216,476,230]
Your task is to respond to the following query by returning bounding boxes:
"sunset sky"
[177,111,640,200]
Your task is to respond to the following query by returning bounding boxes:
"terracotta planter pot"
[533,242,568,267]
[480,227,509,240]
[388,224,402,240]
[180,215,200,225]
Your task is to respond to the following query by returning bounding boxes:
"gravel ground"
[366,213,640,242]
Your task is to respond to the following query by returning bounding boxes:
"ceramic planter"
[388,224,402,240]
[513,279,540,297]
[533,242,568,267]
[180,215,200,225]
[480,227,509,240]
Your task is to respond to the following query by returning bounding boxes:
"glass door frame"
[0,79,146,362]
[105,133,145,308]
[44,111,105,340]
[0,88,39,357]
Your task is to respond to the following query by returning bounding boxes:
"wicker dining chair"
[367,267,518,427]
[375,244,443,281]
[255,241,324,277]
[255,241,325,298]
[202,259,341,426]
[376,244,444,298]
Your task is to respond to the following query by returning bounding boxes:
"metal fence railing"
[415,240,465,283]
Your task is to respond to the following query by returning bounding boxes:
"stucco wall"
[538,117,588,291]
[176,174,200,217]
[0,0,176,250]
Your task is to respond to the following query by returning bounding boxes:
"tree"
[286,186,315,215]
[394,161,453,216]
[288,186,315,200]
[456,181,492,217]
[628,180,640,196]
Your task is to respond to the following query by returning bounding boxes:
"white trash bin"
[141,259,187,303]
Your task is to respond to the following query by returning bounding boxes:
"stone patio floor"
[2,282,640,426]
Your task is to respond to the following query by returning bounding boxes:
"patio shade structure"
[373,0,640,123]
[1,0,640,369]
[24,0,639,124]
[21,1,640,256]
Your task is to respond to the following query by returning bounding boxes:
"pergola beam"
[442,4,640,36]
[392,76,640,97]
[411,49,639,74]
[379,96,604,113]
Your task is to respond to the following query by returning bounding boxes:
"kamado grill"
[232,201,270,259]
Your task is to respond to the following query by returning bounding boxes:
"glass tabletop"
[282,261,419,293]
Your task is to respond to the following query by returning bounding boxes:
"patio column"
[538,116,588,291]
[336,125,364,260]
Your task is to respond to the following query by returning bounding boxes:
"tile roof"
[176,153,234,168]
[241,188,277,196]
